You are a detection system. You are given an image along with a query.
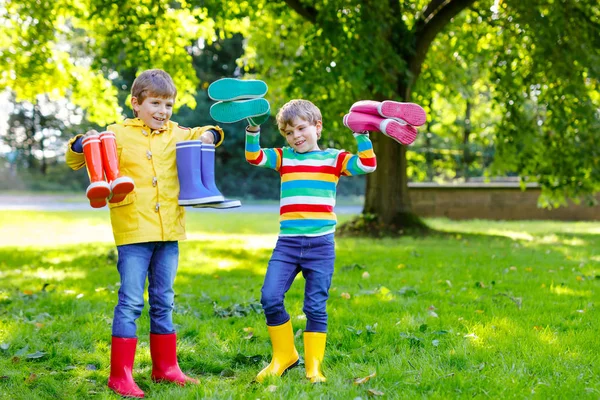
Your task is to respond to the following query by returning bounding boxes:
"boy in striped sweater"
[245,99,376,383]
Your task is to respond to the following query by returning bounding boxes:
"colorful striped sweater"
[245,128,377,236]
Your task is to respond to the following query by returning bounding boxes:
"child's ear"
[131,97,140,112]
[316,120,323,138]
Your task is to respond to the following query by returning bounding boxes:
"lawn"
[0,211,599,399]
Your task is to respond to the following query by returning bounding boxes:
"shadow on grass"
[1,226,599,398]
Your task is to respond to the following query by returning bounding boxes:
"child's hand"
[199,131,215,144]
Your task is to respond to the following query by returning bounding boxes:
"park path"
[0,194,362,214]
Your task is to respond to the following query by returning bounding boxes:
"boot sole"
[380,119,418,145]
[193,199,241,209]
[210,99,270,124]
[179,195,225,206]
[208,78,268,101]
[87,182,111,208]
[109,178,135,204]
[378,101,426,126]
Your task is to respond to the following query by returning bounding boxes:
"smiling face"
[283,116,322,153]
[131,95,174,130]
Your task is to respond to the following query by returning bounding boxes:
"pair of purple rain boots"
[176,141,240,209]
[343,100,426,145]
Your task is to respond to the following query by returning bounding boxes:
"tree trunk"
[363,129,428,232]
[40,138,47,175]
[463,99,472,181]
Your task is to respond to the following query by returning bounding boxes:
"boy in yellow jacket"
[66,69,223,398]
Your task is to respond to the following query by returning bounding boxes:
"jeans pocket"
[321,234,335,246]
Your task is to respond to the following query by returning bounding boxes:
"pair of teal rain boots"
[208,78,271,126]
[177,78,270,210]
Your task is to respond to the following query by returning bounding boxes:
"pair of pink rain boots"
[343,100,426,145]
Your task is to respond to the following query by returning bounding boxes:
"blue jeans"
[112,241,179,338]
[261,234,335,333]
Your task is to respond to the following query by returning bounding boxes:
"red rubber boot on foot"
[150,333,199,386]
[107,337,145,398]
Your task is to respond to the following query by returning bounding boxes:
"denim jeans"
[112,241,179,338]
[261,234,335,333]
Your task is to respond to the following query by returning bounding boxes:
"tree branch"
[284,0,318,23]
[406,0,477,97]
[422,0,448,22]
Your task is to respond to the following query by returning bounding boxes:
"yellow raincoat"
[66,118,224,246]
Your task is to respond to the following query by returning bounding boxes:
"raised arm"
[338,133,377,176]
[245,126,283,171]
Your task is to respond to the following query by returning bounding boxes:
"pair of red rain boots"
[108,333,198,398]
[343,100,426,145]
[82,132,134,208]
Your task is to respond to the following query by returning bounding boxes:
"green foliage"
[1,0,598,212]
[489,0,600,207]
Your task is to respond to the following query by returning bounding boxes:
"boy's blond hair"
[276,99,322,136]
[131,69,177,106]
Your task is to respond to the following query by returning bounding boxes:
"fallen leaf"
[368,389,385,396]
[362,271,370,279]
[25,373,37,383]
[354,372,376,385]
[25,351,47,359]
[341,292,351,300]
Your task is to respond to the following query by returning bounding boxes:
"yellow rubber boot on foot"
[304,332,327,383]
[255,320,299,382]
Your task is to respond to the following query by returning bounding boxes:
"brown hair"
[276,99,322,135]
[131,69,177,105]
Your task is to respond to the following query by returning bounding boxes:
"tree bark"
[360,0,476,231]
[463,99,472,181]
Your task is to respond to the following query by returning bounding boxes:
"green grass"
[1,212,599,399]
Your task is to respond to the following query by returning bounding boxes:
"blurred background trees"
[1,0,598,228]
